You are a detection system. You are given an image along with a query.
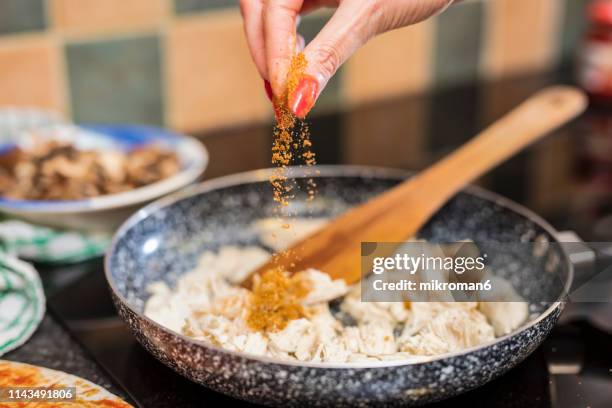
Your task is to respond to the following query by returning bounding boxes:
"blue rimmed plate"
[0,124,208,233]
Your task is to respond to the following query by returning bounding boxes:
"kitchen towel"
[0,219,109,264]
[0,251,45,357]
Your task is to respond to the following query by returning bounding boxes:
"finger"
[380,0,453,32]
[264,0,304,98]
[290,0,451,118]
[289,0,377,118]
[240,0,268,80]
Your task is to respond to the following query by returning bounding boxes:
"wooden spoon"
[245,86,587,287]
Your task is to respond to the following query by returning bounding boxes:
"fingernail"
[289,75,318,119]
[264,80,273,102]
[296,35,305,52]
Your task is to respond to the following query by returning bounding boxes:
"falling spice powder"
[266,52,319,269]
[269,52,318,210]
[245,53,319,333]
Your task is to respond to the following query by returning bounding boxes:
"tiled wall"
[0,0,590,133]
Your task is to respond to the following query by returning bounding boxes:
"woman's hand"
[240,0,453,118]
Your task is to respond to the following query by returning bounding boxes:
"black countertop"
[4,65,612,407]
[4,314,129,400]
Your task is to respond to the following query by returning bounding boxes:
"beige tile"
[167,10,270,132]
[482,0,562,78]
[50,0,168,35]
[342,97,430,170]
[0,35,65,113]
[478,76,550,126]
[528,133,575,213]
[344,20,434,106]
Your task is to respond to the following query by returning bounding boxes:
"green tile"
[174,0,235,14]
[299,11,341,115]
[299,10,332,44]
[0,0,46,35]
[66,35,164,126]
[311,67,342,116]
[560,0,590,62]
[433,0,484,88]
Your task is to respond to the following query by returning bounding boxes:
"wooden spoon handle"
[247,86,587,286]
[381,86,588,221]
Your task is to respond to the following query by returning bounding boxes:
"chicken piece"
[478,302,528,336]
[183,314,235,347]
[144,281,191,333]
[252,217,328,252]
[340,285,410,326]
[402,302,478,336]
[356,321,397,356]
[268,318,318,361]
[297,269,348,305]
[399,308,494,356]
[477,275,529,336]
[228,332,268,356]
[200,246,270,284]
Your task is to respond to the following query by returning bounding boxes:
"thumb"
[290,0,378,118]
[290,0,453,118]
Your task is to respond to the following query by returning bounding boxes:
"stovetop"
[44,264,612,408]
[14,66,612,407]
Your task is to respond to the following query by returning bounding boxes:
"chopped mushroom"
[0,141,179,200]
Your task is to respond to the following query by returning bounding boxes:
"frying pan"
[105,165,572,406]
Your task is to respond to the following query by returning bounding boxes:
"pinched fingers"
[240,0,268,80]
[290,0,453,118]
[264,0,305,98]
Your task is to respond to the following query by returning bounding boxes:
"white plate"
[0,123,208,233]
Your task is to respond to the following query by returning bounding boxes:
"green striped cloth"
[0,252,45,356]
[0,218,111,356]
[0,219,110,263]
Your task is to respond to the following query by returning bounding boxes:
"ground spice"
[266,52,318,271]
[245,53,319,333]
[245,269,312,332]
[269,52,318,211]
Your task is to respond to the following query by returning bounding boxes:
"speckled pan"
[105,165,572,407]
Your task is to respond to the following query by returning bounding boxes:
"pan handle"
[556,231,612,332]
[548,232,612,408]
[557,231,596,293]
[556,231,612,296]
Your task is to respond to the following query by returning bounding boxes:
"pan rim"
[105,164,572,370]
